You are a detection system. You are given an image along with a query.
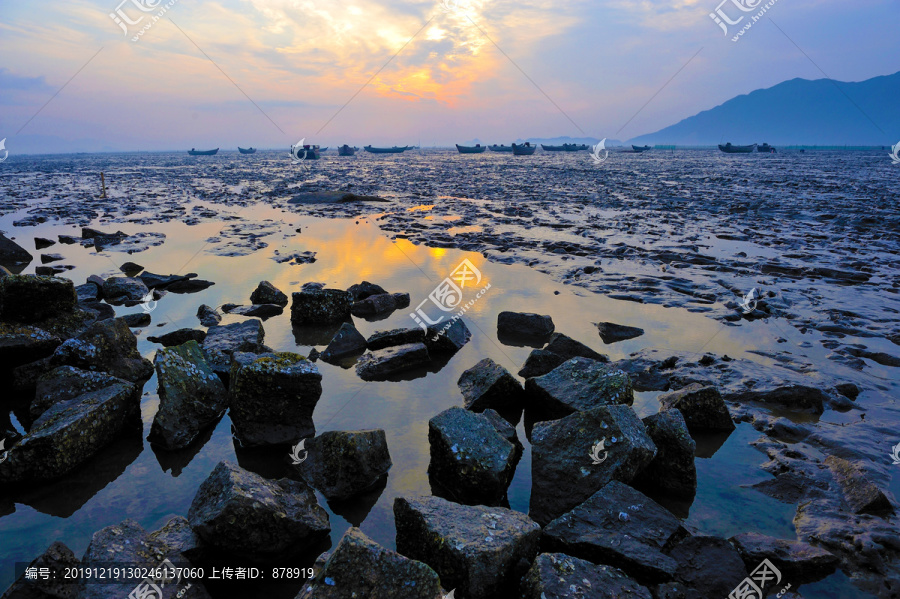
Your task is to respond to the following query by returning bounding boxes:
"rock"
[31,365,121,418]
[223,304,284,318]
[50,318,154,383]
[0,274,76,322]
[394,495,541,599]
[517,348,566,378]
[666,535,748,598]
[834,382,860,400]
[78,300,115,322]
[288,191,388,204]
[482,409,522,451]
[544,332,608,363]
[596,321,645,344]
[525,357,633,419]
[119,261,143,274]
[273,251,318,265]
[148,516,205,563]
[457,358,525,412]
[824,456,893,515]
[138,272,193,289]
[201,319,266,375]
[658,383,735,432]
[229,351,322,446]
[366,327,425,351]
[0,378,139,483]
[35,265,72,276]
[631,410,697,499]
[350,293,403,316]
[40,253,65,264]
[148,328,207,347]
[728,532,838,582]
[320,323,368,364]
[164,279,215,294]
[347,281,388,301]
[0,323,61,369]
[35,237,56,250]
[428,407,518,504]
[530,405,657,525]
[58,235,80,245]
[121,312,151,327]
[0,232,33,267]
[521,553,652,599]
[296,527,442,599]
[497,311,555,339]
[652,582,704,599]
[187,461,330,558]
[196,304,221,327]
[0,541,80,599]
[391,293,411,309]
[101,276,150,304]
[543,481,686,583]
[250,280,288,306]
[292,430,392,501]
[149,341,228,450]
[424,318,471,355]
[290,287,352,325]
[724,384,826,415]
[356,343,431,381]
[76,283,100,302]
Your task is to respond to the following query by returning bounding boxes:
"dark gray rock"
[497,311,555,338]
[394,495,541,599]
[724,384,826,415]
[40,253,65,264]
[292,429,392,501]
[596,321,645,344]
[188,461,330,558]
[0,323,61,369]
[543,481,686,583]
[347,281,388,301]
[223,304,283,318]
[196,304,221,327]
[290,287,352,325]
[119,261,143,275]
[544,332,608,363]
[75,283,99,302]
[729,532,838,583]
[229,351,322,446]
[825,456,893,515]
[350,293,401,316]
[320,323,368,364]
[149,516,205,564]
[356,343,431,381]
[250,280,288,306]
[149,341,227,450]
[101,276,150,304]
[366,327,425,351]
[482,409,522,451]
[428,407,518,504]
[521,553,652,599]
[666,535,748,599]
[658,383,735,432]
[0,232,33,268]
[164,279,215,294]
[35,237,56,249]
[0,274,76,323]
[457,358,525,412]
[201,319,266,376]
[50,318,154,383]
[525,357,633,419]
[0,541,80,599]
[121,312,151,327]
[296,527,442,599]
[424,318,471,355]
[148,328,207,347]
[138,272,192,289]
[35,265,70,276]
[518,348,566,378]
[530,405,657,525]
[652,582,704,599]
[32,366,121,419]
[631,410,697,499]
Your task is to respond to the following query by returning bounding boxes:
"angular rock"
[666,535,748,599]
[350,293,401,317]
[101,276,150,304]
[149,341,228,450]
[394,495,541,599]
[658,383,735,432]
[366,327,425,351]
[223,304,283,319]
[424,318,471,355]
[457,358,525,412]
[201,319,265,375]
[290,287,352,325]
[544,332,608,363]
[121,312,151,327]
[0,274,76,322]
[32,365,121,418]
[76,282,100,302]
[482,409,522,452]
[188,461,330,557]
[50,318,154,383]
[729,532,838,582]
[824,456,893,515]
[0,323,61,368]
[119,261,143,274]
[525,357,633,419]
[543,481,686,583]
[296,527,442,599]
[631,410,697,499]
[148,328,207,347]
[517,348,566,378]
[497,311,555,339]
[530,405,657,525]
[0,541,80,599]
[149,516,205,563]
[347,281,388,301]
[138,272,192,289]
[250,280,288,306]
[164,279,215,294]
[521,553,652,599]
[428,406,518,504]
[229,352,322,446]
[356,343,431,381]
[320,322,368,364]
[40,253,65,264]
[196,304,221,327]
[724,384,826,415]
[292,429,392,501]
[596,321,645,344]
[0,232,33,267]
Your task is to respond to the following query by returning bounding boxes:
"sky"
[0,0,896,152]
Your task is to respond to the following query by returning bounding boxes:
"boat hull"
[364,146,410,154]
[718,144,757,154]
[632,145,651,153]
[488,145,514,152]
[337,145,358,156]
[512,143,537,156]
[456,144,486,154]
[237,147,256,154]
[542,144,589,152]
[188,149,219,156]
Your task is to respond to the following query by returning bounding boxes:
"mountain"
[629,72,900,146]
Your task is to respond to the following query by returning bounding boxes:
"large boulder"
[0,274,76,322]
[657,383,735,432]
[50,318,154,383]
[188,461,330,558]
[356,343,431,381]
[497,311,555,341]
[101,276,150,304]
[291,429,392,501]
[250,280,288,306]
[530,405,657,525]
[525,357,633,419]
[201,319,266,376]
[31,365,121,418]
[631,410,697,499]
[0,541,81,599]
[320,322,368,365]
[149,341,228,450]
[666,535,748,598]
[521,553,652,599]
[296,527,442,599]
[228,352,322,446]
[290,287,352,325]
[543,332,608,363]
[367,327,426,351]
[728,532,838,583]
[457,358,525,412]
[595,321,645,344]
[0,378,140,483]
[428,407,519,505]
[394,495,541,599]
[543,481,687,583]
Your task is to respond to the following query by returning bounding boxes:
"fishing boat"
[364,146,411,154]
[320,147,329,152]
[512,142,537,156]
[632,145,652,153]
[337,145,359,156]
[488,144,514,152]
[238,147,256,154]
[188,148,218,156]
[292,144,320,160]
[541,143,589,152]
[456,144,487,154]
[758,143,777,153]
[718,143,757,154]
